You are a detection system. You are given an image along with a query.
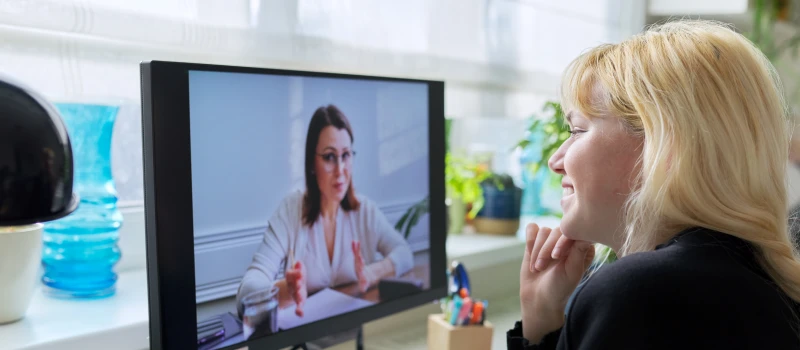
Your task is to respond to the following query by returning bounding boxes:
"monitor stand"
[290,326,364,350]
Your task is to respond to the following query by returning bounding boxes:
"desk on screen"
[208,262,431,349]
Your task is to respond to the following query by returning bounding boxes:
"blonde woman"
[509,20,800,349]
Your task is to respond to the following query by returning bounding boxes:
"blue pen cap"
[450,261,471,296]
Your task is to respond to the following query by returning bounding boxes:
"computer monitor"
[140,61,447,350]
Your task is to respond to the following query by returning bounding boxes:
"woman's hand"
[352,240,376,293]
[285,261,307,317]
[520,224,595,343]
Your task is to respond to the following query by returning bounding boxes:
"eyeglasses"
[317,150,356,173]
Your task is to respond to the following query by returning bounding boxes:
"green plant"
[393,118,497,239]
[595,244,618,264]
[443,117,494,219]
[445,152,492,219]
[516,101,570,179]
[484,173,514,191]
[395,195,429,239]
[748,0,800,62]
[748,0,800,103]
[512,101,571,203]
[511,101,569,220]
[445,118,453,154]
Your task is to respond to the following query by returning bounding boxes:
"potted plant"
[472,173,524,235]
[395,118,491,237]
[394,153,492,237]
[445,153,492,234]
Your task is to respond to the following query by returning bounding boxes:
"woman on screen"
[236,104,414,318]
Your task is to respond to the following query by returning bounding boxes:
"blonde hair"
[562,19,800,303]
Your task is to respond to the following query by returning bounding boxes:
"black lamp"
[0,75,78,324]
[0,76,78,225]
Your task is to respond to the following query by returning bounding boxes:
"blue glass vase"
[42,103,123,299]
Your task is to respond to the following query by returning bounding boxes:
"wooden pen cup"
[427,313,494,350]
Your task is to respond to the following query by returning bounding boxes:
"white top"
[236,190,413,308]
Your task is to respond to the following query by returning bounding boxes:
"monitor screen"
[141,61,447,350]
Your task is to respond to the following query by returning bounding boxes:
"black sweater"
[507,227,800,349]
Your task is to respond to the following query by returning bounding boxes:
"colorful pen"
[448,296,456,323]
[456,298,472,326]
[470,301,484,325]
[450,296,463,325]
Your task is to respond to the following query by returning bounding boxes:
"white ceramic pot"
[0,223,42,324]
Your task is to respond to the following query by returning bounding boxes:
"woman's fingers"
[535,227,563,271]
[286,261,305,296]
[352,241,369,291]
[287,261,302,278]
[286,270,299,284]
[525,223,540,259]
[552,234,573,260]
[353,241,365,274]
[529,226,551,273]
[296,292,305,317]
[288,261,307,317]
[523,224,539,274]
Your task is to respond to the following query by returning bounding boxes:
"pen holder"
[427,314,493,350]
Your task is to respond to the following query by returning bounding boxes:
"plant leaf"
[395,210,411,232]
[406,208,422,239]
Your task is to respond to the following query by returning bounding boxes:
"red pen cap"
[459,288,469,298]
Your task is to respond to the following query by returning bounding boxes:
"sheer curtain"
[0,0,643,205]
[1,0,256,205]
[0,0,646,274]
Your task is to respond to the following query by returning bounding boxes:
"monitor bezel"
[140,60,448,350]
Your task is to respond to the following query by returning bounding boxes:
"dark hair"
[302,104,360,227]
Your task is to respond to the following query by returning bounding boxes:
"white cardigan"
[236,190,414,308]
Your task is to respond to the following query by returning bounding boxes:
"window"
[0,0,643,206]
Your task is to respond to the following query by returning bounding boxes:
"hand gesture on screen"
[352,240,374,293]
[519,224,595,342]
[285,261,307,317]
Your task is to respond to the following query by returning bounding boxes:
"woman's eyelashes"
[568,127,586,136]
[321,151,352,162]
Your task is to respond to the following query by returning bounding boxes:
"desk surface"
[333,262,430,303]
[210,259,431,349]
[326,293,521,350]
[0,231,530,350]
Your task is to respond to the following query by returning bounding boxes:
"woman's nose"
[548,143,567,176]
[334,160,345,174]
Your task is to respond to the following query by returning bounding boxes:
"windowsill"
[1,269,151,350]
[0,217,559,350]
